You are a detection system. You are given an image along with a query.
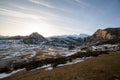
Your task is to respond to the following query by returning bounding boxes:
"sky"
[0,0,120,37]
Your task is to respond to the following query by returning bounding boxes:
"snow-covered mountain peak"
[79,33,90,39]
[48,33,89,39]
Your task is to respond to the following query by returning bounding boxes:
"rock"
[85,27,120,43]
[93,29,112,40]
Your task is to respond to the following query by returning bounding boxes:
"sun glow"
[22,22,56,37]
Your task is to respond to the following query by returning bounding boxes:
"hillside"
[85,27,120,44]
[96,38,120,45]
[1,51,120,80]
[93,28,120,40]
[23,32,46,44]
[46,35,84,47]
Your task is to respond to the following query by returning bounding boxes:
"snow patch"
[0,68,25,79]
[31,64,51,71]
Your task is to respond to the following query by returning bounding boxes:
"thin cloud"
[9,1,72,16]
[10,4,56,17]
[74,0,89,8]
[28,0,55,8]
[0,8,45,20]
[28,0,71,13]
[9,3,72,21]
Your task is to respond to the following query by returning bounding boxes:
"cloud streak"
[74,0,89,8]
[0,8,45,20]
[28,0,55,8]
[28,0,71,13]
[8,3,75,24]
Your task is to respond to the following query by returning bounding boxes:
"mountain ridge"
[84,27,120,44]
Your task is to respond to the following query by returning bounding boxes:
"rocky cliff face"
[85,27,120,43]
[93,29,112,40]
[23,32,45,44]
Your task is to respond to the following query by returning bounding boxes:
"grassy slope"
[1,52,120,80]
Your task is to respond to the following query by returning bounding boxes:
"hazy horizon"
[0,0,120,37]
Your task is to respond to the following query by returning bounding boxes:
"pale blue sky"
[0,0,120,37]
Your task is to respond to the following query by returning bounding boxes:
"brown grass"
[1,51,120,80]
[34,51,62,60]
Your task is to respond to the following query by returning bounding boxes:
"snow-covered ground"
[45,47,80,57]
[0,40,43,68]
[0,57,89,79]
[0,40,93,79]
[91,44,119,51]
[31,64,51,71]
[57,57,92,67]
[30,57,92,71]
[0,68,25,79]
[0,40,41,60]
[0,40,81,68]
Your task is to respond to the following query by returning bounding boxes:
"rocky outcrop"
[23,32,45,44]
[85,27,120,43]
[93,29,112,40]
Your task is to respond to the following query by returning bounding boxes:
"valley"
[0,28,120,80]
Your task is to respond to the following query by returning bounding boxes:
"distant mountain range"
[0,32,89,48]
[46,34,89,47]
[0,35,9,38]
[0,27,120,46]
[49,34,89,39]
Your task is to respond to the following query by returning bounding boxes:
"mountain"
[66,34,89,39]
[0,35,26,40]
[85,27,120,44]
[0,35,10,40]
[23,32,46,44]
[48,34,89,39]
[0,33,89,46]
[79,34,90,39]
[93,28,120,40]
[46,34,89,48]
